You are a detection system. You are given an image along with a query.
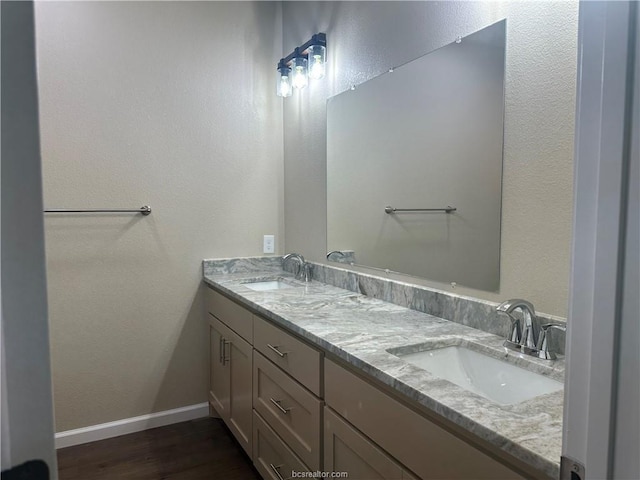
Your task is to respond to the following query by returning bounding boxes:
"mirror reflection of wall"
[283,1,578,318]
[327,20,505,291]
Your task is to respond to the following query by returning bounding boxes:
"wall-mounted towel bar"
[44,205,152,216]
[384,205,456,214]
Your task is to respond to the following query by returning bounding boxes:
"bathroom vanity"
[203,257,565,480]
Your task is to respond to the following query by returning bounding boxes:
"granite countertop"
[203,261,564,479]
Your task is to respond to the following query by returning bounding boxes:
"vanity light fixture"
[291,51,309,90]
[276,61,292,97]
[276,33,326,97]
[308,43,326,79]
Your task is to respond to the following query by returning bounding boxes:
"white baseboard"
[55,402,209,449]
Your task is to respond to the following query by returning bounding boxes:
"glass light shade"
[308,44,326,80]
[277,68,292,97]
[291,57,308,89]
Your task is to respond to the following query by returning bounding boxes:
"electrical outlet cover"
[263,235,275,254]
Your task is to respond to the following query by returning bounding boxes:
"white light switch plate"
[263,235,275,254]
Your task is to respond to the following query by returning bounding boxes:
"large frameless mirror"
[326,20,506,291]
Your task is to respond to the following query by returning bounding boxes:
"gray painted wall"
[1,1,57,474]
[35,1,283,432]
[283,1,578,317]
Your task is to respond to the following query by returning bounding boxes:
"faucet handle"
[541,323,567,331]
[536,323,567,360]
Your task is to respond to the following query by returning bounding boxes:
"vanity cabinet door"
[209,317,253,458]
[324,406,404,480]
[209,319,230,420]
[325,359,525,480]
[226,325,253,458]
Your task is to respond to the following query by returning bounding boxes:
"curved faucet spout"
[496,299,535,315]
[496,299,538,350]
[283,252,305,264]
[282,253,305,280]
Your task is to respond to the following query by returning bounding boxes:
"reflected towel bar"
[44,205,152,216]
[384,206,456,214]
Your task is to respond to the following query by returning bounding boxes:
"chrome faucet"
[282,253,312,282]
[497,299,538,350]
[496,299,565,359]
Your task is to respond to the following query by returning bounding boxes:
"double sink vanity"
[203,256,565,480]
[199,12,573,480]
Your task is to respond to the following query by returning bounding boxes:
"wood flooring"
[57,417,261,480]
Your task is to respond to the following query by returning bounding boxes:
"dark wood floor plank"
[57,417,261,480]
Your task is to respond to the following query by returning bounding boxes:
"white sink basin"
[243,280,298,291]
[392,345,563,405]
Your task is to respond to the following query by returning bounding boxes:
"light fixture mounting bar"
[278,33,326,68]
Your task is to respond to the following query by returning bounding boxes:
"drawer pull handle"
[269,463,285,480]
[219,336,224,364]
[269,398,291,415]
[267,343,288,358]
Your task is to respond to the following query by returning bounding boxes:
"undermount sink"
[242,279,298,291]
[389,344,563,405]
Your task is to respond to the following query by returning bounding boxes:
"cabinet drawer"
[254,351,322,470]
[253,315,321,395]
[206,286,253,343]
[253,410,310,480]
[325,359,525,480]
[325,406,404,480]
